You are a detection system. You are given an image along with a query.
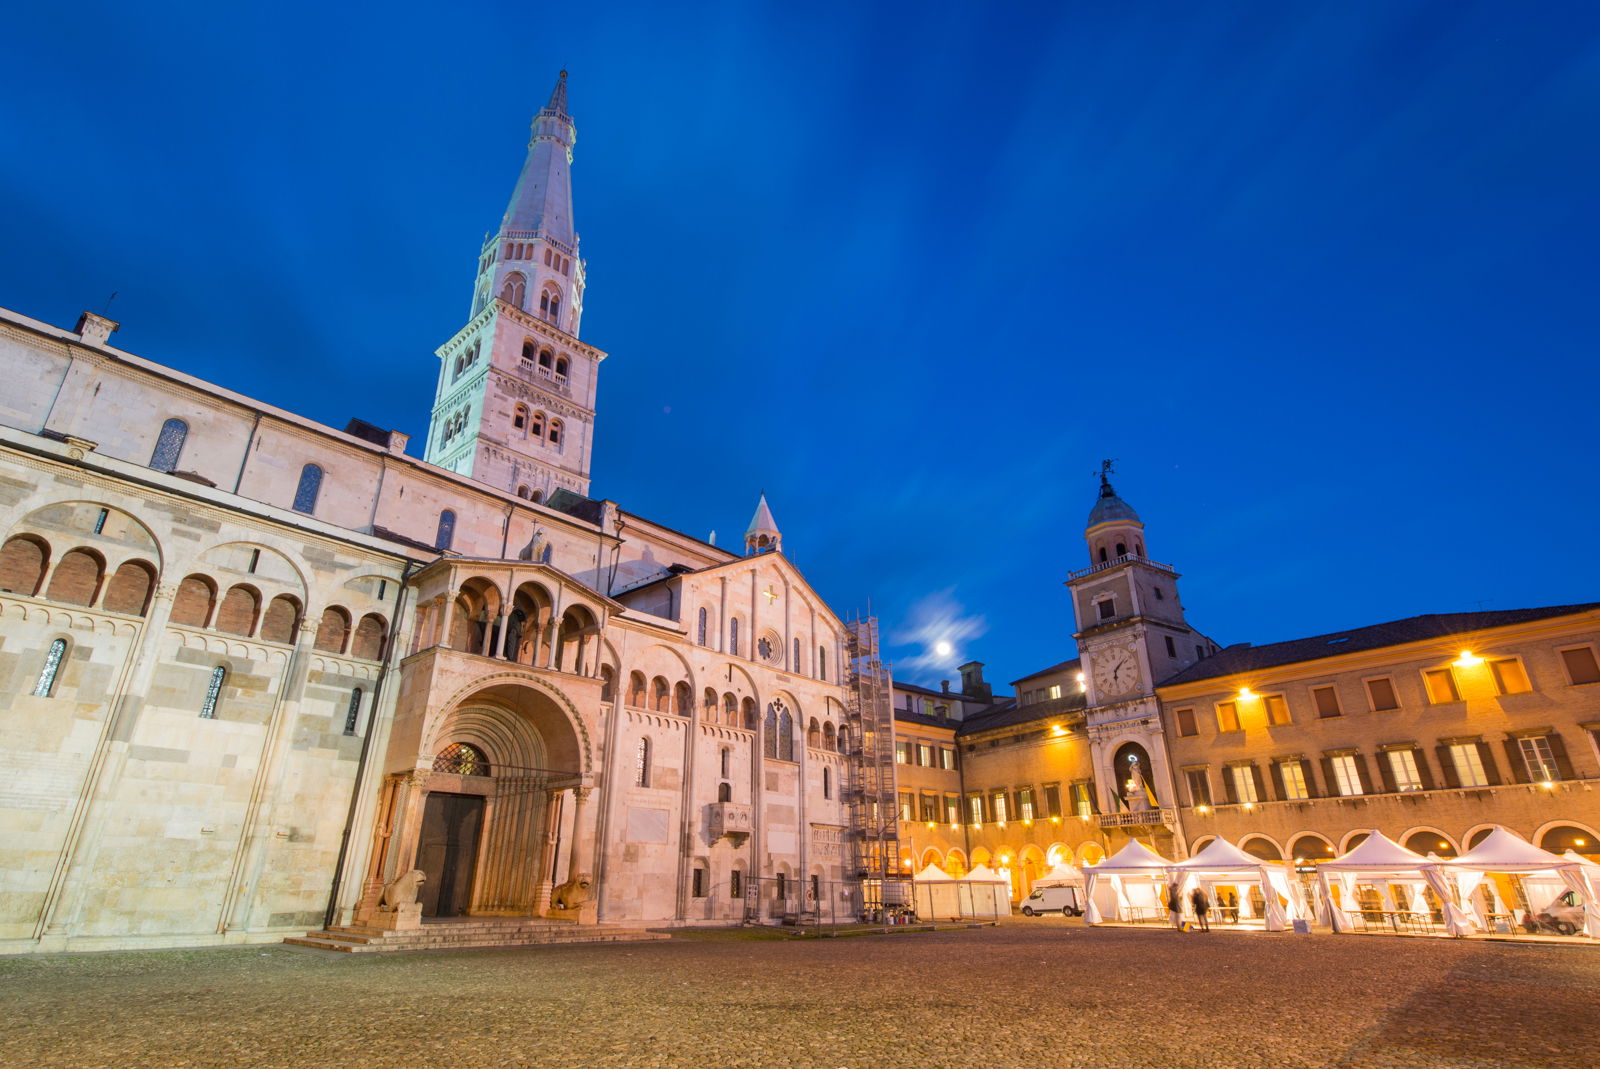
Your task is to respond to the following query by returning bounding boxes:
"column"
[535,788,564,913]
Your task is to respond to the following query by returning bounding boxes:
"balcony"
[1097,808,1179,829]
[707,802,753,841]
[1066,554,1177,581]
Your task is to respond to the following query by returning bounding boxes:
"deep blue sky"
[3,2,1597,689]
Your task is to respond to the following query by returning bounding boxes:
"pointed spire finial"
[545,69,569,117]
[744,492,781,556]
[1098,458,1118,497]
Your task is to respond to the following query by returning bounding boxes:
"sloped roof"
[1161,604,1600,687]
[1011,658,1082,686]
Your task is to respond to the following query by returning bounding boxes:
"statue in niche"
[1122,757,1152,812]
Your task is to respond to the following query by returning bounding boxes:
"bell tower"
[424,71,606,503]
[1067,463,1213,851]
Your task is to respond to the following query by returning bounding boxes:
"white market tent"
[1317,830,1474,935]
[1082,839,1173,925]
[1440,827,1600,937]
[1171,837,1302,931]
[960,864,1013,919]
[1033,862,1086,889]
[910,863,963,921]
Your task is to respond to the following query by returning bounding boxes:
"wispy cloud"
[889,589,988,676]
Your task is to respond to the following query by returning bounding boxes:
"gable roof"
[1011,658,1082,686]
[1160,604,1600,687]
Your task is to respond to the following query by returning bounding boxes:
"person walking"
[1191,886,1211,932]
[1166,882,1183,930]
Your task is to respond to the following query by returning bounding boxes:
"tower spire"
[545,69,569,117]
[745,493,782,556]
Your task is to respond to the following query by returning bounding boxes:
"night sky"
[3,2,1597,690]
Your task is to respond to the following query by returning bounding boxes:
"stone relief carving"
[551,872,593,910]
[377,869,426,910]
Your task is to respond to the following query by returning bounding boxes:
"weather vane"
[1096,458,1117,482]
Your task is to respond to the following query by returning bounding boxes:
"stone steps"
[285,920,670,954]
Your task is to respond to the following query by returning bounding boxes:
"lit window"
[1073,783,1095,818]
[1489,658,1531,695]
[1424,668,1460,704]
[991,791,1008,822]
[1185,769,1212,807]
[33,638,67,697]
[1228,765,1259,804]
[940,746,956,770]
[916,743,933,766]
[200,665,226,719]
[1329,754,1363,796]
[1278,760,1310,800]
[292,464,323,515]
[1215,701,1240,733]
[894,741,908,764]
[1518,736,1560,781]
[150,418,188,472]
[1263,694,1291,726]
[1018,788,1035,820]
[1387,749,1424,791]
[1449,742,1489,787]
[967,795,983,823]
[899,793,913,821]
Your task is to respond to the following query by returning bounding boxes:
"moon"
[934,641,953,657]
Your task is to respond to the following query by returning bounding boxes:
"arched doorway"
[1538,824,1597,856]
[376,680,589,921]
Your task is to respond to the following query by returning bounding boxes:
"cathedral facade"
[0,74,862,953]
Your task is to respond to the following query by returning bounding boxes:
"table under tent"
[1083,840,1174,925]
[1438,826,1600,938]
[1170,837,1305,931]
[910,862,1011,920]
[1316,830,1475,936]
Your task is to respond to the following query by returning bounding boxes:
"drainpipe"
[323,558,421,928]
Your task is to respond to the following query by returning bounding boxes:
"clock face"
[1091,646,1142,698]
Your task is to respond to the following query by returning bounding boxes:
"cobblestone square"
[6,921,1599,1068]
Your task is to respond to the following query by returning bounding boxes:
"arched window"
[0,536,48,597]
[315,606,351,653]
[33,638,67,697]
[435,509,456,551]
[352,613,388,660]
[635,737,651,787]
[763,705,778,759]
[150,418,188,472]
[807,718,821,749]
[600,665,616,702]
[530,490,544,505]
[517,485,531,500]
[549,419,563,447]
[673,681,693,716]
[260,594,300,644]
[514,404,528,431]
[723,692,738,726]
[343,688,363,735]
[293,464,323,515]
[720,746,730,778]
[522,340,536,363]
[544,247,553,266]
[824,722,836,751]
[823,767,832,800]
[171,575,216,628]
[549,294,560,323]
[1098,546,1108,563]
[555,357,569,378]
[718,781,732,802]
[818,645,827,682]
[200,665,226,719]
[703,687,717,717]
[730,618,740,657]
[539,348,553,370]
[531,411,546,438]
[778,705,795,762]
[742,697,758,731]
[628,672,647,707]
[500,273,527,309]
[651,676,670,712]
[433,742,489,776]
[697,607,708,646]
[1115,542,1126,557]
[793,638,801,673]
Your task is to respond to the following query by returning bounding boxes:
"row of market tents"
[1081,826,1600,936]
[908,825,1600,936]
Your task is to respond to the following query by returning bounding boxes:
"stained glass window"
[343,688,362,735]
[293,464,323,515]
[433,742,489,776]
[200,665,226,719]
[435,509,456,551]
[33,639,66,697]
[150,418,188,472]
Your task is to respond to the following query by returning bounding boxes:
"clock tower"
[1067,463,1215,851]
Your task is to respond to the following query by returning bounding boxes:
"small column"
[569,785,598,923]
[438,594,457,651]
[535,788,564,913]
[493,611,511,658]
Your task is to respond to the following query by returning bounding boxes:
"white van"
[1021,885,1081,916]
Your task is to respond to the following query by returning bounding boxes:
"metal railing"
[1066,554,1177,581]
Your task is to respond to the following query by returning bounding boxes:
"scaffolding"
[842,615,906,915]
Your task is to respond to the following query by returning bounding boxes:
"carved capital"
[153,583,178,602]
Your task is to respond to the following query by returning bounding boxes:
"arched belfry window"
[549,419,563,448]
[434,742,489,776]
[150,418,188,473]
[539,348,554,370]
[500,273,527,310]
[33,638,67,697]
[435,509,456,551]
[292,464,323,514]
[514,404,528,432]
[200,665,226,719]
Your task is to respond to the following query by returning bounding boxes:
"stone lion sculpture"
[552,873,594,910]
[378,869,426,911]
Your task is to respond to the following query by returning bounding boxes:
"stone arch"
[1286,832,1336,864]
[196,541,307,598]
[1045,842,1070,867]
[1018,844,1047,897]
[1076,842,1106,866]
[1239,834,1284,861]
[6,501,164,577]
[970,846,992,868]
[1402,827,1458,858]
[424,674,594,777]
[943,849,968,877]
[1339,830,1371,854]
[1534,820,1600,855]
[919,847,942,871]
[1189,835,1217,855]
